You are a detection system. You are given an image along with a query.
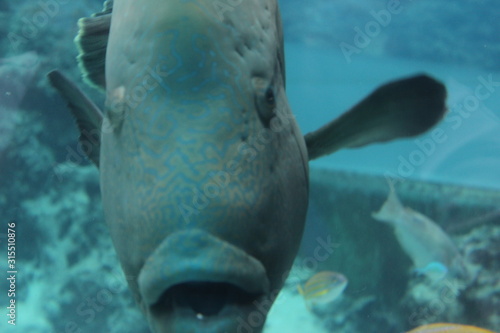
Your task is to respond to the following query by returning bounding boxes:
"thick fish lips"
[138,229,270,325]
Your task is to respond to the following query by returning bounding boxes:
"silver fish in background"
[372,181,467,281]
[47,0,447,332]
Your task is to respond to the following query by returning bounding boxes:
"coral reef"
[401,224,500,331]
[11,182,145,332]
[2,0,106,94]
[302,169,500,333]
[0,41,146,332]
[3,157,150,332]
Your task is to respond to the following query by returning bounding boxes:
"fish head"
[100,0,308,331]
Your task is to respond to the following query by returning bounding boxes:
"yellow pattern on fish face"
[99,1,309,332]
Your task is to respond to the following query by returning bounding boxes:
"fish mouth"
[138,229,270,332]
[153,281,261,317]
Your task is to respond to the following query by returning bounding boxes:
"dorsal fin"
[74,0,113,90]
[47,70,103,167]
[371,180,405,224]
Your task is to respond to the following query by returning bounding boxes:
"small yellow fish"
[297,271,348,310]
[407,323,498,333]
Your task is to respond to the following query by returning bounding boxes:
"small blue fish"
[414,261,448,281]
[298,271,348,310]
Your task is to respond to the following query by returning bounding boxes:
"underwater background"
[0,0,499,332]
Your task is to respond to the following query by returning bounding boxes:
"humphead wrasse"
[48,0,447,332]
[407,323,498,333]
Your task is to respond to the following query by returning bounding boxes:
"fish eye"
[252,77,277,125]
[255,84,277,125]
[265,87,275,107]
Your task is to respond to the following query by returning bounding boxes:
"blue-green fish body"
[97,2,307,331]
[48,0,447,331]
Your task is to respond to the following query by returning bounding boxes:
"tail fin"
[372,180,405,224]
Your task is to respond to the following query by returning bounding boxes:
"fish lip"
[138,229,270,307]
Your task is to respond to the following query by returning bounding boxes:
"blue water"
[280,0,500,190]
[1,1,499,332]
[287,45,500,189]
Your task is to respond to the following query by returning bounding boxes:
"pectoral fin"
[47,70,103,167]
[304,74,447,160]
